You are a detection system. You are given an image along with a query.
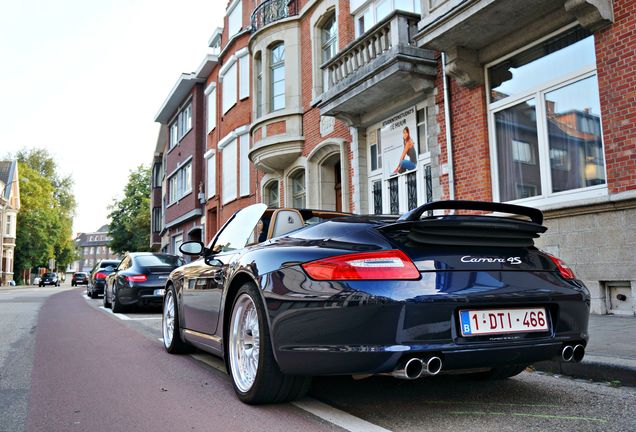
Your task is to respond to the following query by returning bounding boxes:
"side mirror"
[179,241,205,256]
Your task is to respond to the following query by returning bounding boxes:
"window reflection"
[495,99,542,201]
[545,76,605,192]
[489,28,594,103]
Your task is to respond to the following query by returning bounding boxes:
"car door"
[182,204,267,336]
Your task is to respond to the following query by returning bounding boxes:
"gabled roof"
[154,54,219,124]
[0,160,18,201]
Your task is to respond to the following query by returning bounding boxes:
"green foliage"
[108,165,151,254]
[12,149,77,281]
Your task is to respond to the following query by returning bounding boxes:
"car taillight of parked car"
[301,250,420,281]
[546,254,576,280]
[125,275,148,282]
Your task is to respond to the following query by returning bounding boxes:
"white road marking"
[292,398,393,432]
[191,353,226,373]
[189,352,391,432]
[85,291,389,432]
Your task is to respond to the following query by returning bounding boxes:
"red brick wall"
[266,120,286,136]
[206,1,256,232]
[435,59,492,202]
[165,86,206,223]
[595,0,636,194]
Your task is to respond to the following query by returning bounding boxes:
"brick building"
[72,225,119,272]
[0,160,20,285]
[151,0,635,315]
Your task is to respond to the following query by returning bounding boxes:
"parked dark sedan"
[161,201,590,405]
[39,272,60,287]
[71,272,89,287]
[87,259,120,298]
[104,252,184,312]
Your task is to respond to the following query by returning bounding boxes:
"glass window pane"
[545,75,605,193]
[489,29,594,102]
[272,94,285,111]
[370,144,378,171]
[375,0,391,21]
[272,80,285,97]
[495,99,542,201]
[395,0,414,12]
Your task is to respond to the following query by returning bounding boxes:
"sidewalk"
[534,314,636,386]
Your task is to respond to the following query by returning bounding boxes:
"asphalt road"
[1,286,635,432]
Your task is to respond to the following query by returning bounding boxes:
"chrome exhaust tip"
[572,344,585,363]
[562,345,574,362]
[391,357,424,380]
[423,356,443,376]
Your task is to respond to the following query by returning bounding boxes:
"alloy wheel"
[229,293,260,393]
[163,291,175,348]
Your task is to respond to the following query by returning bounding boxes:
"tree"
[108,165,151,254]
[12,149,77,282]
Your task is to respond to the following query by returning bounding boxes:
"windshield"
[213,204,268,253]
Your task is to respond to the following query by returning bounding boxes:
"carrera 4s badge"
[461,256,522,265]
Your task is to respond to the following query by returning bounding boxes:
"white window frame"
[221,138,238,204]
[205,150,217,199]
[167,159,193,205]
[352,0,420,37]
[486,26,608,208]
[239,133,250,196]
[270,43,285,112]
[205,83,217,133]
[239,53,250,100]
[221,60,238,115]
[227,0,242,39]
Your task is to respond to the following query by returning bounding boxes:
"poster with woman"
[380,107,418,178]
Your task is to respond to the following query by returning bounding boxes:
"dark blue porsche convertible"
[161,200,589,404]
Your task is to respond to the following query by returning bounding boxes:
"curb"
[533,354,636,387]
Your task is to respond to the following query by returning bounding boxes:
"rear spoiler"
[398,200,544,225]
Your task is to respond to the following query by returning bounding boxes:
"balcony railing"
[323,12,419,88]
[251,0,297,32]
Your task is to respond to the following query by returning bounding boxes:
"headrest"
[268,209,304,238]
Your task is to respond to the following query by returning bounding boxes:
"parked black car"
[71,272,89,286]
[104,253,184,312]
[87,259,120,298]
[161,201,590,405]
[39,272,60,287]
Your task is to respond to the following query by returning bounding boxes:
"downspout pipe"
[441,52,455,207]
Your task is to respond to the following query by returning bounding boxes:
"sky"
[0,0,225,234]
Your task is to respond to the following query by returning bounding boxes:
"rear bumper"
[91,280,106,293]
[261,268,590,376]
[116,285,164,307]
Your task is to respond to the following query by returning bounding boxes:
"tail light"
[125,274,148,283]
[302,250,420,281]
[95,272,107,279]
[546,254,576,280]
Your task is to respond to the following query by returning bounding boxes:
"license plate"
[154,289,165,296]
[459,308,549,336]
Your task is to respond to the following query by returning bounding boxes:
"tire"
[103,288,111,308]
[111,289,124,313]
[227,282,310,404]
[464,364,528,380]
[162,286,192,354]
